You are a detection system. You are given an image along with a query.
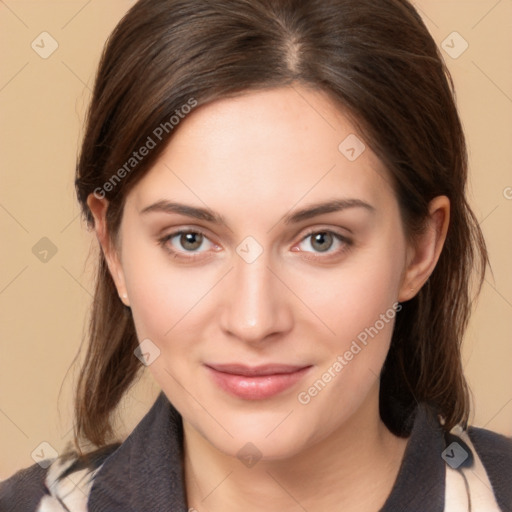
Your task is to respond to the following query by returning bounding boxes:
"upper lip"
[206,363,311,376]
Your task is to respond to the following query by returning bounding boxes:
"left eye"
[161,230,215,253]
[296,231,349,253]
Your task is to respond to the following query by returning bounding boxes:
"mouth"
[205,363,313,400]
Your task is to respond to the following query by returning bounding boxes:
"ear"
[398,195,450,302]
[86,193,130,307]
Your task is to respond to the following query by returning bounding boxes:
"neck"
[183,388,409,512]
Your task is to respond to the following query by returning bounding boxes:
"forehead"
[128,86,394,218]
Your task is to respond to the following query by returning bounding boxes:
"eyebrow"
[139,198,375,226]
[282,198,375,224]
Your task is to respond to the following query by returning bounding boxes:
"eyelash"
[295,228,353,261]
[157,228,353,262]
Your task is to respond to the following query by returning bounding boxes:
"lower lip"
[206,366,312,400]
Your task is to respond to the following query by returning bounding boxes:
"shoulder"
[0,444,120,512]
[0,462,48,512]
[468,425,512,473]
[468,425,512,510]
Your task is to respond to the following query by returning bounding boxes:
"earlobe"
[86,193,130,306]
[398,195,450,302]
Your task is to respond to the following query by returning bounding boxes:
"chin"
[189,403,321,462]
[217,428,310,463]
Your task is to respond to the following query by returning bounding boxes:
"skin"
[88,85,450,512]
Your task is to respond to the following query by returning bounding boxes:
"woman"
[1,0,511,510]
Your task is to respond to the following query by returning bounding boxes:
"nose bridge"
[219,248,290,342]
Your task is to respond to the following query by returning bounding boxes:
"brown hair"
[70,0,488,455]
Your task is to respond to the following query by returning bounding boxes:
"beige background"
[1,1,511,478]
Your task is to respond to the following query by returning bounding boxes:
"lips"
[205,363,312,400]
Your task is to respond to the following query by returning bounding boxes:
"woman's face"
[102,86,415,459]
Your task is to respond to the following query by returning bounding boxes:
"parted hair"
[69,0,488,458]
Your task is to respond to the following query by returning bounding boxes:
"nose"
[218,253,293,345]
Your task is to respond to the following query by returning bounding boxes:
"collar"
[88,391,186,511]
[380,403,445,511]
[88,392,446,511]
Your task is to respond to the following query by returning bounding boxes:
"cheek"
[294,266,402,422]
[304,238,405,337]
[121,239,215,340]
[121,244,211,406]
[293,228,406,395]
